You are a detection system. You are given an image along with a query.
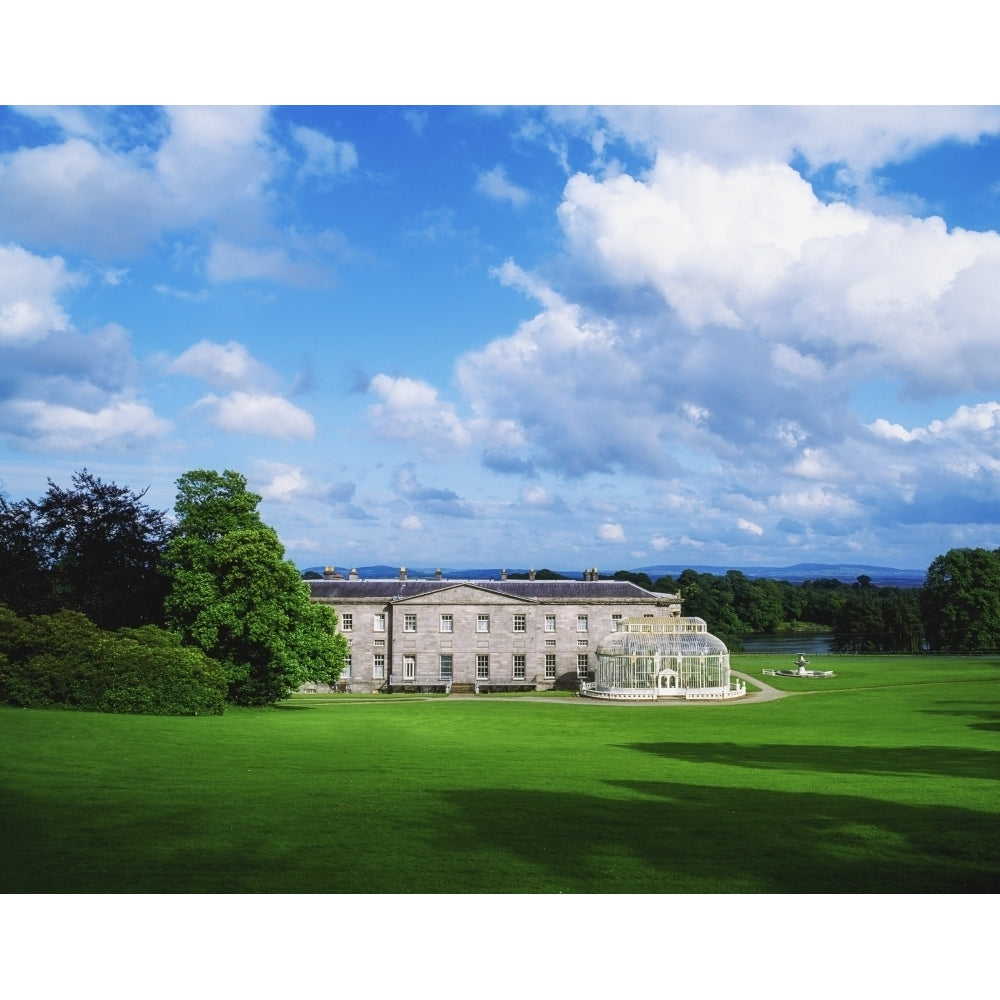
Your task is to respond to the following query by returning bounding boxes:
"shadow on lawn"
[434,780,1000,893]
[618,741,1000,781]
[919,703,1000,734]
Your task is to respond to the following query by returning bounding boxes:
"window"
[403,655,416,680]
[577,615,588,632]
[341,613,353,631]
[577,639,589,647]
[513,654,526,680]
[476,654,490,680]
[513,613,526,632]
[577,654,589,678]
[374,638,385,647]
[373,654,385,679]
[439,654,453,680]
[373,613,386,632]
[477,614,490,633]
[440,614,453,633]
[611,613,622,622]
[544,614,556,633]
[544,639,556,647]
[545,654,556,679]
[404,613,417,633]
[343,654,352,679]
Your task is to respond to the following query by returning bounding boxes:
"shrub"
[0,606,227,715]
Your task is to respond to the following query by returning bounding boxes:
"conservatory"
[582,616,744,701]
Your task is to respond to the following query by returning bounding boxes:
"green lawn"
[2,655,998,893]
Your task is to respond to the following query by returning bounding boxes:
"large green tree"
[921,547,1000,652]
[162,470,347,706]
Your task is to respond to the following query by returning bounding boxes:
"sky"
[3,102,1000,573]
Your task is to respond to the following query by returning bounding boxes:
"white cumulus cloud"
[167,339,276,391]
[367,374,471,451]
[0,244,80,344]
[598,521,626,542]
[194,391,315,440]
[4,397,171,452]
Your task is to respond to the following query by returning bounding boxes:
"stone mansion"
[307,567,682,693]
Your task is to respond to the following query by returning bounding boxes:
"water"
[739,631,833,655]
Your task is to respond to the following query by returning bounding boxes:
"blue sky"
[3,104,1000,573]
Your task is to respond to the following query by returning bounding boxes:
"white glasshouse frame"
[582,617,745,701]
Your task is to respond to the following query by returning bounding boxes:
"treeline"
[0,469,347,713]
[606,569,924,653]
[556,557,1000,654]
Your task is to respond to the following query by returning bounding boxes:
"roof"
[308,578,678,602]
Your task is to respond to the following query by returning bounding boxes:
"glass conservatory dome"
[584,617,743,701]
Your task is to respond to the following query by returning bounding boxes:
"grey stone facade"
[308,573,682,693]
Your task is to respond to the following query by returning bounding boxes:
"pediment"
[393,583,535,606]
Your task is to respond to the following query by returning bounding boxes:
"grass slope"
[2,655,998,893]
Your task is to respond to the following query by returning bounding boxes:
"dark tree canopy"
[162,469,347,706]
[0,470,172,628]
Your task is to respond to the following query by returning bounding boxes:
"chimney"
[323,566,335,580]
[435,568,442,581]
[349,567,359,581]
[529,568,535,581]
[399,566,407,580]
[501,568,507,580]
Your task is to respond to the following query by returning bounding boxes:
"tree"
[1,470,172,628]
[0,496,50,615]
[162,470,347,706]
[921,547,1000,652]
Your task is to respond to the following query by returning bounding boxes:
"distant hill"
[304,562,926,587]
[632,563,926,587]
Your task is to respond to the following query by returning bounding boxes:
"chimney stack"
[399,566,407,580]
[435,568,442,581]
[349,567,359,581]
[501,568,507,580]
[529,568,535,581]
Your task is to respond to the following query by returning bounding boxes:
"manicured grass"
[2,656,998,893]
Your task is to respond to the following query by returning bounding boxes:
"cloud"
[291,125,358,184]
[206,239,334,288]
[0,244,80,345]
[737,518,764,536]
[552,106,1000,178]
[521,486,550,505]
[391,463,475,518]
[0,397,171,452]
[167,339,276,391]
[475,165,529,206]
[482,449,537,476]
[367,374,471,451]
[0,321,161,455]
[0,107,347,288]
[402,110,429,136]
[400,514,423,531]
[253,461,310,502]
[166,339,315,440]
[192,391,316,440]
[449,146,1000,529]
[598,521,626,542]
